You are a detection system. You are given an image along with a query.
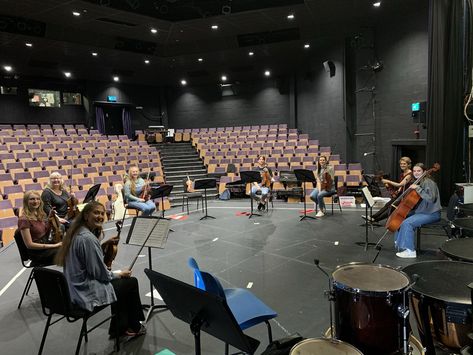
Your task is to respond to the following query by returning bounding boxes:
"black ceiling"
[0,0,426,86]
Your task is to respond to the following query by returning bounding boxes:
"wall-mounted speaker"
[323,60,336,77]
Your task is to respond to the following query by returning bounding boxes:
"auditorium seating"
[0,124,165,246]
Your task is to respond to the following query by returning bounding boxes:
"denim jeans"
[127,200,156,216]
[309,188,334,211]
[251,185,269,201]
[394,211,441,251]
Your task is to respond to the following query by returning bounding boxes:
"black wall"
[165,80,290,129]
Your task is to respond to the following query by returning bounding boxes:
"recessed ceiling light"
[181,79,187,86]
[198,58,203,62]
[91,52,98,56]
[373,2,381,7]
[211,25,219,30]
[72,11,81,16]
[150,28,158,34]
[64,72,71,78]
[144,59,150,64]
[113,76,119,82]
[25,43,33,47]
[4,65,12,72]
[264,70,271,77]
[287,14,295,20]
[249,51,254,56]
[304,43,310,49]
[221,75,227,81]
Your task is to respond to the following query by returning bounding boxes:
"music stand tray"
[150,184,173,219]
[144,269,260,355]
[194,178,217,220]
[293,169,317,221]
[240,170,263,219]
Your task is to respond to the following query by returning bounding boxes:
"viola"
[102,221,122,270]
[66,194,80,220]
[385,163,440,232]
[48,210,63,243]
[320,172,333,191]
[140,171,151,201]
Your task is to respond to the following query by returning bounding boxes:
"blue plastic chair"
[188,257,277,354]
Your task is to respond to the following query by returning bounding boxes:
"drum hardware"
[314,259,335,340]
[372,244,383,263]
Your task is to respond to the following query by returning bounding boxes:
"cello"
[385,163,440,232]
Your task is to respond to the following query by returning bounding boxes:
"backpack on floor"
[219,188,231,200]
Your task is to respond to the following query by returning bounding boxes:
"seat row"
[175,123,289,133]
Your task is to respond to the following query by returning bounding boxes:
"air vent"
[187,70,210,78]
[115,37,156,55]
[238,28,300,47]
[96,18,138,27]
[28,60,58,69]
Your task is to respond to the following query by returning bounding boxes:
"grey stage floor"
[0,200,456,354]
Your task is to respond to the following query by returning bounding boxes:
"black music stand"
[356,187,377,251]
[240,171,263,219]
[126,216,171,322]
[82,184,101,204]
[294,169,317,221]
[144,269,260,355]
[194,178,217,220]
[150,184,173,219]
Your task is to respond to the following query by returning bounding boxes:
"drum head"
[333,263,410,293]
[290,338,362,355]
[441,237,473,262]
[459,203,473,217]
[403,261,473,304]
[452,218,473,237]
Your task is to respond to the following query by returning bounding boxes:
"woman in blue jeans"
[123,166,156,216]
[309,156,335,217]
[394,163,441,258]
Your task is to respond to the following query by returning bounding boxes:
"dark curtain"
[95,106,106,134]
[122,108,133,139]
[427,0,472,205]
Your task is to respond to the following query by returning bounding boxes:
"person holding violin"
[41,171,77,225]
[394,163,441,258]
[18,191,62,264]
[310,156,334,217]
[55,201,146,338]
[251,156,272,211]
[363,156,413,223]
[123,166,156,216]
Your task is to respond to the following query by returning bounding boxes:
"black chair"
[120,187,140,225]
[181,178,203,214]
[14,229,53,309]
[315,176,342,215]
[33,267,119,355]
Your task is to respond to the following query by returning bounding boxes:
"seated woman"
[123,166,156,216]
[310,156,335,217]
[394,163,441,258]
[250,156,272,211]
[41,171,74,225]
[363,156,413,223]
[18,191,62,265]
[55,201,146,337]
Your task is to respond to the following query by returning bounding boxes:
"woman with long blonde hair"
[18,191,61,264]
[123,166,155,216]
[56,201,145,338]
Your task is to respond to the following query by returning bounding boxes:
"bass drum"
[403,261,473,352]
[332,263,410,355]
[290,338,362,355]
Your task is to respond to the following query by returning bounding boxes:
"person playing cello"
[394,163,441,258]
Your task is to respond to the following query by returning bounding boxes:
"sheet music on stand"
[361,186,375,209]
[125,216,170,249]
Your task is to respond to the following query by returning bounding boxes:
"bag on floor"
[219,188,231,200]
[261,334,305,355]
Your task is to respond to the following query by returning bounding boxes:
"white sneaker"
[316,211,325,217]
[396,249,417,258]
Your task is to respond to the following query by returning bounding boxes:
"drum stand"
[398,290,411,355]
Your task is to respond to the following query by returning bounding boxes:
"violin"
[186,174,194,192]
[102,220,122,270]
[320,172,333,191]
[385,163,440,232]
[66,194,79,220]
[48,210,63,243]
[140,171,151,201]
[261,168,271,188]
